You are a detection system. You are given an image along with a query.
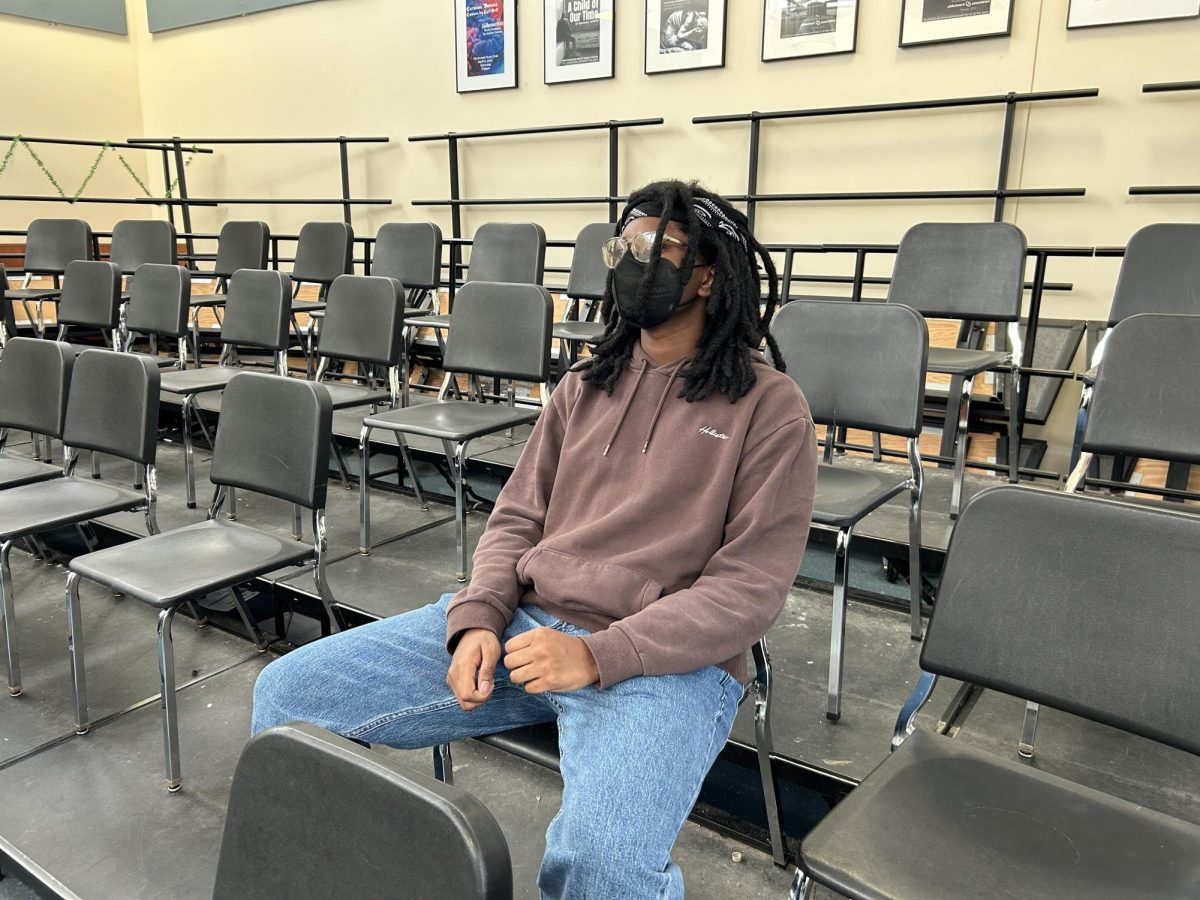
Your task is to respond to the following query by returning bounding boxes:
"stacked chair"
[792,485,1200,899]
[6,218,94,338]
[214,723,512,900]
[64,372,340,791]
[772,299,927,722]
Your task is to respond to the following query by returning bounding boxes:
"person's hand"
[504,627,600,693]
[446,628,502,711]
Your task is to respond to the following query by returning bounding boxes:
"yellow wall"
[4,0,1199,467]
[0,14,147,231]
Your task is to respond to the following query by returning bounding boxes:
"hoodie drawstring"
[602,359,650,456]
[642,359,686,453]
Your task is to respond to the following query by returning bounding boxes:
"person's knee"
[541,821,677,899]
[250,652,317,734]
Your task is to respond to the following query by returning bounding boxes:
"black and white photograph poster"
[644,0,728,74]
[762,0,859,62]
[544,0,615,84]
[455,0,518,92]
[900,0,1014,46]
[1067,0,1200,29]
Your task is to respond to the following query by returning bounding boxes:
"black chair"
[888,222,1027,517]
[772,300,927,721]
[66,372,341,791]
[213,723,512,900]
[0,338,74,488]
[552,222,613,375]
[159,269,292,511]
[0,350,160,697]
[189,220,271,360]
[122,263,193,368]
[7,219,94,338]
[370,222,442,309]
[408,222,547,344]
[359,282,552,578]
[54,260,123,352]
[288,222,353,376]
[109,219,178,277]
[792,485,1200,900]
[314,274,416,484]
[0,265,16,347]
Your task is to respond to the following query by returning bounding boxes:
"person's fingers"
[508,659,540,686]
[521,677,548,694]
[504,630,535,654]
[477,638,500,697]
[447,644,487,709]
[502,646,537,672]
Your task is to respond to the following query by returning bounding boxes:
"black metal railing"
[1128,82,1200,197]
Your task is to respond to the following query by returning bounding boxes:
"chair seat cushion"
[321,381,391,411]
[190,295,227,308]
[364,400,539,443]
[291,300,327,314]
[5,288,61,302]
[926,346,1011,377]
[0,476,145,540]
[812,463,910,529]
[69,519,316,608]
[159,366,240,395]
[407,314,450,331]
[552,321,605,343]
[800,728,1200,900]
[0,455,62,490]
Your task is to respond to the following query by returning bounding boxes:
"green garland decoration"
[0,135,201,202]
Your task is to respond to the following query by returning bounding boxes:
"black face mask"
[610,253,698,330]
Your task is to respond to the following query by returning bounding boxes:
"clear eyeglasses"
[601,232,689,269]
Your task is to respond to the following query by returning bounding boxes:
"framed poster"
[455,0,518,93]
[645,0,728,75]
[544,0,615,84]
[762,0,859,62]
[899,0,1014,47]
[1067,0,1200,29]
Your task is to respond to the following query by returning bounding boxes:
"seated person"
[251,179,817,900]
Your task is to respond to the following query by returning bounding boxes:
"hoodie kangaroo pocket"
[519,546,663,619]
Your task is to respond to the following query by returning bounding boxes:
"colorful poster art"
[456,0,518,92]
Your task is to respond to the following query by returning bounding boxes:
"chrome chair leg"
[752,640,786,866]
[396,434,427,510]
[826,527,852,721]
[157,606,182,791]
[907,437,925,641]
[66,572,87,729]
[949,375,974,519]
[1006,366,1021,484]
[359,425,372,555]
[292,504,303,542]
[311,508,344,633]
[789,868,814,900]
[1,541,20,696]
[90,451,101,480]
[1018,700,1040,759]
[433,742,454,785]
[444,440,470,582]
[182,393,197,509]
[227,486,237,521]
[186,600,208,628]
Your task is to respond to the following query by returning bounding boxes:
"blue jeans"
[252,594,744,900]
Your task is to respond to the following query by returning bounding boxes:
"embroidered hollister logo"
[699,426,730,440]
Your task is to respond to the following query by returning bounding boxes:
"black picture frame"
[761,0,860,63]
[899,0,1015,48]
[454,0,520,94]
[1066,0,1200,30]
[644,0,729,76]
[543,0,616,85]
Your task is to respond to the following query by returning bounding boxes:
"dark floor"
[2,431,1198,898]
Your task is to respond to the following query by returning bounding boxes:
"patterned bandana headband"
[622,198,749,252]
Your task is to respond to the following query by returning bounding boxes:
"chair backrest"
[771,299,928,437]
[61,350,160,466]
[316,275,406,367]
[22,219,94,274]
[57,260,122,330]
[292,222,354,285]
[371,223,442,291]
[125,264,190,339]
[213,221,270,277]
[212,723,513,900]
[923,485,1200,757]
[109,220,178,273]
[1107,224,1200,327]
[887,222,1027,323]
[467,223,546,285]
[443,282,553,383]
[219,269,292,351]
[1081,313,1200,466]
[0,337,74,438]
[209,372,332,510]
[567,222,615,302]
[0,265,15,338]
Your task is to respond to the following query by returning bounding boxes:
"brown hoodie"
[445,341,818,688]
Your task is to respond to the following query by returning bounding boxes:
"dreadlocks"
[577,180,785,403]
